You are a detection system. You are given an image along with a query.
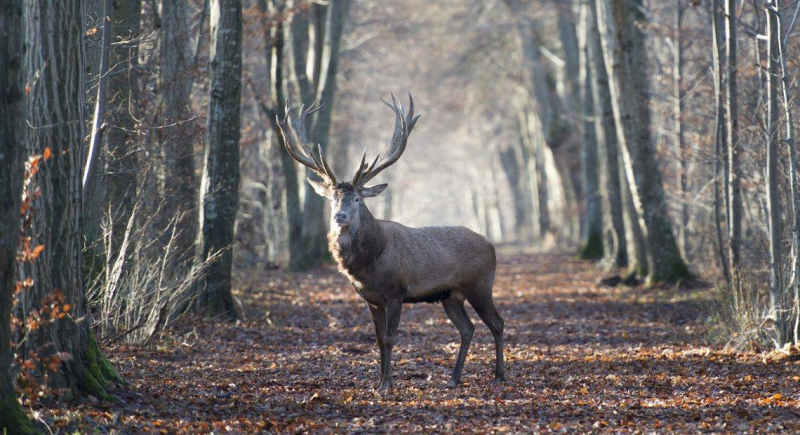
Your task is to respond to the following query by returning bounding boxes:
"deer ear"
[361,184,387,198]
[307,178,331,197]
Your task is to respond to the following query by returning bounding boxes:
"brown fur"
[324,183,505,390]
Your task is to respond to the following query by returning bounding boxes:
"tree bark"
[0,0,37,431]
[711,0,731,284]
[297,0,348,269]
[159,0,198,267]
[725,0,742,277]
[596,0,688,283]
[105,0,142,266]
[17,0,121,399]
[765,1,788,346]
[587,0,626,269]
[577,0,602,260]
[194,0,242,319]
[674,1,688,258]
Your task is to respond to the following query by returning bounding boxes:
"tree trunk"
[0,1,37,430]
[725,0,742,277]
[775,0,800,344]
[587,0,626,269]
[17,0,121,400]
[596,0,689,283]
[105,0,142,266]
[82,0,112,289]
[711,0,731,284]
[674,1,688,258]
[297,0,349,270]
[159,0,197,267]
[194,0,242,319]
[499,145,532,242]
[765,1,788,346]
[577,0,602,260]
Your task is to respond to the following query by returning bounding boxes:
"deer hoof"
[491,376,506,385]
[447,379,459,389]
[377,381,393,391]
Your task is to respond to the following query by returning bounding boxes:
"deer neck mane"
[328,205,386,282]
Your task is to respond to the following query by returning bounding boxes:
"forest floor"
[35,253,800,434]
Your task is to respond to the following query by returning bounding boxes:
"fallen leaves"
[27,254,800,434]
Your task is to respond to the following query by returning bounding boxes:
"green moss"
[647,257,693,285]
[0,398,39,435]
[78,369,111,401]
[577,232,604,260]
[77,332,123,400]
[86,333,122,384]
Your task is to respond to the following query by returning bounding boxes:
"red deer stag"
[277,94,505,390]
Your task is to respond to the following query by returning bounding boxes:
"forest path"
[87,254,797,433]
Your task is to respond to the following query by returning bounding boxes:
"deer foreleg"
[378,300,402,391]
[368,304,387,388]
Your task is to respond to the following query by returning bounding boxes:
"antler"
[352,92,421,187]
[277,101,337,185]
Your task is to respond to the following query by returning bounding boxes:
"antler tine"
[356,93,419,186]
[277,101,337,184]
[351,148,368,185]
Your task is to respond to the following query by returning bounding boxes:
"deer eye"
[355,198,360,203]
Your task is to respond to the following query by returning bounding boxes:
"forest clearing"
[30,254,800,434]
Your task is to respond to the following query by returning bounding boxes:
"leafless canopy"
[277,101,338,185]
[352,93,421,187]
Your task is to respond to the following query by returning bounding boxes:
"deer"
[277,93,505,391]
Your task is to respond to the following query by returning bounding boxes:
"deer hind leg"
[368,304,387,389]
[467,292,506,384]
[442,296,475,388]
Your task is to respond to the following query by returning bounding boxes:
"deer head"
[277,93,420,230]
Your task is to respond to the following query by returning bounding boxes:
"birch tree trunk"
[578,0,602,259]
[0,0,37,430]
[17,0,121,399]
[596,0,689,283]
[765,1,788,346]
[194,0,242,319]
[587,0,626,269]
[159,0,197,267]
[725,0,742,277]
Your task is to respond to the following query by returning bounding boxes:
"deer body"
[329,206,497,307]
[278,94,505,390]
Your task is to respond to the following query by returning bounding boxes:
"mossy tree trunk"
[16,0,120,400]
[1,0,38,432]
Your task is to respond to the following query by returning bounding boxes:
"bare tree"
[0,0,37,430]
[159,0,198,267]
[286,0,350,270]
[711,0,730,284]
[586,0,626,269]
[105,0,142,267]
[725,0,742,277]
[17,0,121,399]
[596,0,689,282]
[765,0,788,345]
[193,0,243,319]
[673,0,688,257]
[577,0,602,260]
